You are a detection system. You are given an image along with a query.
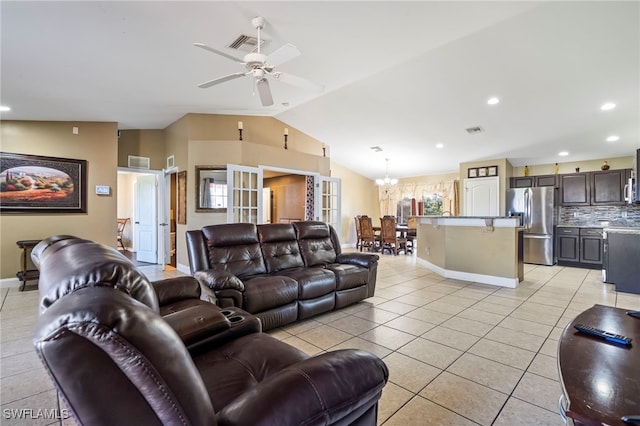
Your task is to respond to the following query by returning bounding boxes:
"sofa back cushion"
[293,222,337,267]
[201,223,267,278]
[33,236,159,314]
[258,224,305,273]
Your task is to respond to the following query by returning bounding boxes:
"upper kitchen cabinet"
[510,174,556,188]
[559,173,590,206]
[558,169,631,206]
[591,169,628,205]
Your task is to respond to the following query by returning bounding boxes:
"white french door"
[315,176,341,235]
[227,164,262,224]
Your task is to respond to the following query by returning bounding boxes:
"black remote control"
[622,415,640,424]
[574,324,632,346]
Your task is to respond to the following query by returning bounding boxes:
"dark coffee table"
[558,304,640,425]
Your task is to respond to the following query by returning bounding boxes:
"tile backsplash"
[559,205,640,225]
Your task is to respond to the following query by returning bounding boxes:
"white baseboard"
[176,263,191,275]
[1,277,23,289]
[415,258,518,288]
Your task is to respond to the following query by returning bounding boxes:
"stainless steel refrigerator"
[506,187,555,265]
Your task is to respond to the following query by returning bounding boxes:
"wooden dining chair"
[358,215,379,252]
[354,215,363,250]
[405,217,418,254]
[380,216,407,255]
[116,218,130,251]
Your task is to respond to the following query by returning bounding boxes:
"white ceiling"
[2,1,638,180]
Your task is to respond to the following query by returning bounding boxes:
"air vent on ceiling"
[465,126,484,134]
[227,34,267,52]
[128,155,150,170]
[370,146,383,152]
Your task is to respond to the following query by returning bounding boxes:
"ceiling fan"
[194,16,324,106]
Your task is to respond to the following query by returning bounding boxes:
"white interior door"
[262,187,272,223]
[463,177,499,216]
[135,175,157,263]
[227,164,262,224]
[315,176,341,234]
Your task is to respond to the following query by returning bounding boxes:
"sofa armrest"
[194,269,245,292]
[336,252,379,269]
[163,305,231,346]
[217,349,388,426]
[152,276,202,305]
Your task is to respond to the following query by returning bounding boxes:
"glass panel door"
[315,176,341,234]
[227,164,262,224]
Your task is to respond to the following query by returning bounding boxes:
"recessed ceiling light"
[0,106,10,112]
[487,97,499,105]
[435,143,444,149]
[600,102,616,111]
[606,135,620,142]
[558,151,569,156]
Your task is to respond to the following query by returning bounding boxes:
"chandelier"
[376,158,398,186]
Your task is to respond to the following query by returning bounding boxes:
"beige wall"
[264,175,306,224]
[1,121,118,279]
[117,129,166,169]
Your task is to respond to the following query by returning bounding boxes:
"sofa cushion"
[242,276,298,314]
[258,224,305,273]
[277,267,336,299]
[202,224,267,278]
[325,263,369,291]
[293,222,337,267]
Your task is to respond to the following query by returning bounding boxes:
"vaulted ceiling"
[2,1,638,179]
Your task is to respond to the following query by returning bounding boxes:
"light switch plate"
[95,185,110,195]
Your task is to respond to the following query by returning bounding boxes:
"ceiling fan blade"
[198,72,246,88]
[266,43,301,67]
[272,72,324,92]
[194,43,245,64]
[256,78,274,106]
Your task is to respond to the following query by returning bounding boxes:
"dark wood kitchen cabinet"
[559,173,590,206]
[557,227,579,262]
[591,169,628,205]
[579,228,603,265]
[510,174,557,188]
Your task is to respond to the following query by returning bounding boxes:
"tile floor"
[1,252,639,425]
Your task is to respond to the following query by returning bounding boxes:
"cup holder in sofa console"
[228,316,244,324]
[220,310,234,317]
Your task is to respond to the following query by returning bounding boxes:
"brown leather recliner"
[32,236,389,426]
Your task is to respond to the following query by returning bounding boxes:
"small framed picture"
[468,168,477,178]
[478,167,487,177]
[487,166,498,176]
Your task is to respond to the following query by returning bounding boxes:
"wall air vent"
[128,155,150,170]
[466,126,484,134]
[227,34,266,52]
[370,146,383,152]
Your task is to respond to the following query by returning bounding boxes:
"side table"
[16,239,41,291]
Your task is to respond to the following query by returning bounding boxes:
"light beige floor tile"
[484,326,545,352]
[457,308,505,325]
[423,300,466,316]
[446,352,524,394]
[295,326,352,350]
[512,372,562,412]
[329,337,393,358]
[421,326,480,352]
[392,293,434,307]
[527,353,559,381]
[498,316,553,338]
[383,395,477,426]
[327,315,378,335]
[1,350,41,378]
[493,396,565,426]
[539,338,559,358]
[0,389,62,426]
[384,315,435,336]
[0,368,54,405]
[467,338,536,370]
[404,307,452,325]
[280,335,324,355]
[481,295,524,309]
[311,309,350,323]
[359,325,416,350]
[1,336,35,358]
[434,295,477,308]
[281,318,323,335]
[376,300,419,315]
[420,371,508,426]
[440,316,494,337]
[382,352,442,393]
[397,337,463,370]
[471,300,517,316]
[376,382,414,425]
[265,328,292,340]
[353,307,400,324]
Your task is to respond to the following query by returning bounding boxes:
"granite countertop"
[557,220,640,229]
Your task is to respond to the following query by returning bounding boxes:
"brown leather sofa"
[186,221,379,330]
[32,235,389,426]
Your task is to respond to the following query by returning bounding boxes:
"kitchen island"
[603,226,640,295]
[415,216,523,288]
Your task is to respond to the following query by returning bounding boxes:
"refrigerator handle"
[524,188,531,230]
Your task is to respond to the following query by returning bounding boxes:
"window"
[423,194,443,215]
